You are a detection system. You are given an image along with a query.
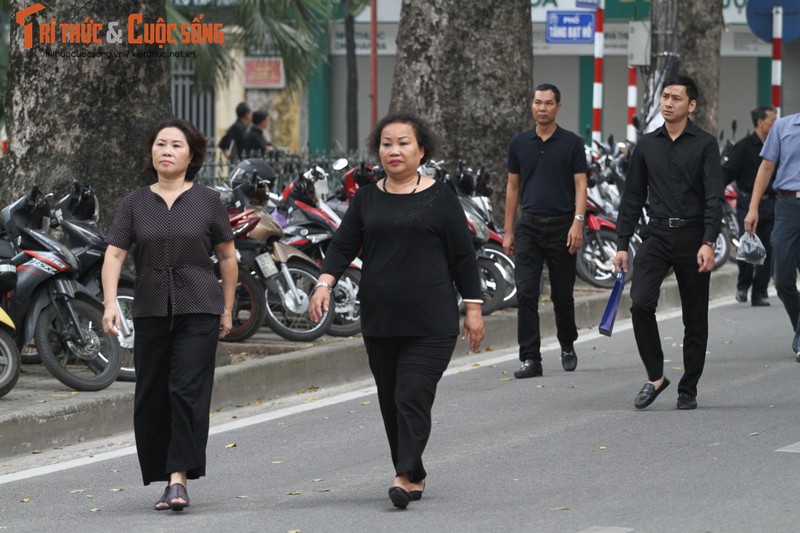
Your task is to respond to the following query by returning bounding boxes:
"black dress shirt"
[322,181,482,337]
[105,185,234,318]
[722,131,775,195]
[616,119,723,251]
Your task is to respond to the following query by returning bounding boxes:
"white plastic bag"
[736,232,766,265]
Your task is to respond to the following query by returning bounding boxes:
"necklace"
[382,172,421,194]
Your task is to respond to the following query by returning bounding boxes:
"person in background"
[745,111,800,361]
[723,105,777,307]
[240,109,274,158]
[613,75,723,411]
[102,118,237,512]
[308,112,484,510]
[218,102,251,162]
[504,83,588,379]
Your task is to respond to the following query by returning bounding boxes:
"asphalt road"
[0,294,797,533]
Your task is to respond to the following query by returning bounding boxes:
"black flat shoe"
[166,483,190,512]
[634,378,670,409]
[154,485,170,511]
[388,486,411,509]
[677,393,697,410]
[514,359,542,379]
[751,297,770,307]
[409,480,426,501]
[735,290,747,303]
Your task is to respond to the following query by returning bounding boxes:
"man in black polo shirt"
[723,105,777,306]
[613,75,723,410]
[504,83,588,379]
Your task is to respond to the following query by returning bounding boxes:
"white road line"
[0,296,733,485]
[775,442,800,453]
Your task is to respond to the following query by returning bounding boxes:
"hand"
[744,209,758,235]
[566,222,584,254]
[461,306,485,353]
[219,311,233,339]
[503,233,515,256]
[697,244,715,273]
[613,251,629,273]
[102,305,120,337]
[309,287,331,323]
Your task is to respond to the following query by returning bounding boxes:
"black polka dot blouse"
[105,184,234,319]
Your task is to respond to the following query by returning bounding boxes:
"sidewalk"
[0,264,740,459]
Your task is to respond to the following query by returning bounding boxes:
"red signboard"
[244,57,285,89]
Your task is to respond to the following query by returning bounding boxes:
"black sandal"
[166,483,190,511]
[154,485,170,511]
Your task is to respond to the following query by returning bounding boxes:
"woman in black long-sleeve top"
[309,112,484,509]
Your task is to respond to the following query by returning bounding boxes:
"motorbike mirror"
[332,158,348,171]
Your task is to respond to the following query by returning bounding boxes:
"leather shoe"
[751,297,770,307]
[634,378,670,409]
[388,486,411,509]
[561,349,577,372]
[735,290,747,303]
[514,359,542,379]
[677,393,697,410]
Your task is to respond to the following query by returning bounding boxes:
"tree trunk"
[344,3,359,151]
[1,0,173,227]
[389,0,532,223]
[676,0,723,135]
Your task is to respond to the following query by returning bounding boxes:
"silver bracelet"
[314,280,333,292]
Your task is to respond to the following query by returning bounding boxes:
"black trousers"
[133,313,219,485]
[736,194,774,297]
[514,216,578,361]
[630,224,710,397]
[363,335,456,483]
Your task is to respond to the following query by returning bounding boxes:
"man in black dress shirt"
[240,110,274,158]
[219,102,251,162]
[723,106,777,306]
[505,83,588,378]
[613,75,723,410]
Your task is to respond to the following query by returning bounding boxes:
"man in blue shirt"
[745,112,800,360]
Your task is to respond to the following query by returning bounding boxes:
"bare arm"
[101,245,128,335]
[503,172,521,256]
[744,159,776,234]
[215,240,238,338]
[567,172,588,254]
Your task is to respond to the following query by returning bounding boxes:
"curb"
[0,266,738,458]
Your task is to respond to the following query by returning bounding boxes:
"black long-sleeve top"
[322,180,482,337]
[722,131,775,194]
[616,120,723,251]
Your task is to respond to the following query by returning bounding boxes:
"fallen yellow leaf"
[749,432,760,437]
[550,507,570,511]
[311,479,323,483]
[599,445,607,450]
[70,489,86,494]
[272,461,284,464]
[31,450,41,455]
[471,363,481,367]
[110,488,124,492]
[287,491,300,496]
[236,495,249,499]
[21,497,29,503]
[90,508,101,512]
[225,443,237,449]
[500,377,514,381]
[360,401,370,406]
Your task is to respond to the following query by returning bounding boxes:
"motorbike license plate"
[255,252,279,278]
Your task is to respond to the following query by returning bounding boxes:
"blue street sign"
[575,0,599,9]
[545,11,596,44]
[746,0,800,44]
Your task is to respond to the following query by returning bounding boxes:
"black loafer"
[751,297,770,307]
[561,349,577,372]
[409,480,425,501]
[388,486,411,509]
[634,378,670,409]
[735,290,747,303]
[514,359,542,379]
[677,393,697,410]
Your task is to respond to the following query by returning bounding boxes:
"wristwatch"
[574,214,585,223]
[702,240,715,250]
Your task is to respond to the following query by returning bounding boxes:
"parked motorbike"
[227,160,335,342]
[0,293,21,399]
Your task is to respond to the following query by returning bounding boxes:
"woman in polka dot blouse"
[101,118,238,512]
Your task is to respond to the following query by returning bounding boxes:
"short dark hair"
[750,105,776,128]
[534,83,561,103]
[252,110,268,126]
[662,75,698,103]
[144,118,207,182]
[366,112,438,165]
[236,102,251,119]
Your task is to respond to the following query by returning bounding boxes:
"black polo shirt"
[507,125,587,215]
[722,131,775,195]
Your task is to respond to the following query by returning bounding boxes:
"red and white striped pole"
[772,6,782,118]
[592,0,605,144]
[626,66,637,142]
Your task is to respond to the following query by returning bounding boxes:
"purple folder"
[599,271,625,337]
